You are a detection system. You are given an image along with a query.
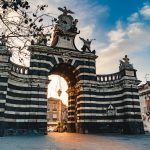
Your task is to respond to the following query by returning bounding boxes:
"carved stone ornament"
[51,7,79,50]
[62,52,71,63]
[125,70,135,77]
[119,55,133,71]
[54,6,79,34]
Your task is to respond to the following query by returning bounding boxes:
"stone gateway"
[0,7,144,136]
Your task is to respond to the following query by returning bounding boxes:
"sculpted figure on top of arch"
[79,37,95,53]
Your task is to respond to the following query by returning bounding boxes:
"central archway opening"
[47,63,78,133]
[48,75,68,106]
[47,75,68,132]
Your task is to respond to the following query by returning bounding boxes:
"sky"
[30,0,150,104]
[48,75,68,105]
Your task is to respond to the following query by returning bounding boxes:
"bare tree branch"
[0,0,55,65]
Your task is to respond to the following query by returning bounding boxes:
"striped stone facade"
[0,46,11,136]
[0,44,144,135]
[0,7,144,136]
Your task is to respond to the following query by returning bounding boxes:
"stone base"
[0,122,47,136]
[0,122,5,137]
[77,122,145,134]
[0,121,145,136]
[67,123,76,133]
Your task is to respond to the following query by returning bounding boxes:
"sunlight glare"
[47,75,68,106]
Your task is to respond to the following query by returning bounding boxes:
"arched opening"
[47,63,79,133]
[48,75,68,106]
[47,75,68,132]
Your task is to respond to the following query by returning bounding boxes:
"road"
[0,132,150,150]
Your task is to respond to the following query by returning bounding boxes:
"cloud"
[43,0,109,52]
[140,4,150,20]
[127,12,139,22]
[107,21,125,42]
[127,4,150,22]
[27,0,108,51]
[97,9,150,83]
[98,22,150,66]
[17,1,150,84]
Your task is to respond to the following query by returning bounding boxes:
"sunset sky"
[32,0,150,104]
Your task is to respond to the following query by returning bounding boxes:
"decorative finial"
[119,55,133,70]
[123,55,129,64]
[58,6,74,15]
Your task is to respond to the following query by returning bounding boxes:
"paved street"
[0,132,150,150]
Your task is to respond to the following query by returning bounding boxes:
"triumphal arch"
[0,7,144,136]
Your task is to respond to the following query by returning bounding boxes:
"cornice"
[29,45,97,60]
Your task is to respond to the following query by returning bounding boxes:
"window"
[53,114,57,119]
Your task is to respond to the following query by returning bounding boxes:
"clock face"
[59,16,72,32]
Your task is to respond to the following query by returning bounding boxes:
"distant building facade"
[139,81,150,132]
[47,97,68,126]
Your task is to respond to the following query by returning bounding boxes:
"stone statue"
[79,37,95,52]
[58,6,74,15]
[119,55,133,70]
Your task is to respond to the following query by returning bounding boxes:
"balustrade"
[11,62,29,75]
[97,72,121,82]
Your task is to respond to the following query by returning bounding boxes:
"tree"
[0,0,54,64]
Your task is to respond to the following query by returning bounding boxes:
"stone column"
[0,46,11,136]
[67,86,78,132]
